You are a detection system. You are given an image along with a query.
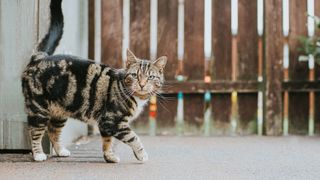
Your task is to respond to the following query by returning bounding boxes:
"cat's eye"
[148,75,156,80]
[131,73,137,78]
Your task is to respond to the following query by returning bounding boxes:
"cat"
[21,0,167,163]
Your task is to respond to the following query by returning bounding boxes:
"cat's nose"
[139,84,145,89]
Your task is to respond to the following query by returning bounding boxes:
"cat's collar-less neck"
[133,93,150,100]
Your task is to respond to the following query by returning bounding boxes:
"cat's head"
[124,49,167,98]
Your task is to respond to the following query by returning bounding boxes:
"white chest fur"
[129,96,149,122]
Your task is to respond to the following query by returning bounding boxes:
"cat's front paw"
[133,149,148,162]
[33,153,47,162]
[57,148,71,157]
[104,152,120,163]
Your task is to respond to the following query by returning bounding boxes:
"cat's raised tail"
[36,0,64,56]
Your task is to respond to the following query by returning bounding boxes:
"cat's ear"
[153,56,167,72]
[126,49,137,68]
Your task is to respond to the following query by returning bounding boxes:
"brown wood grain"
[165,81,261,93]
[132,109,149,135]
[156,94,177,135]
[283,81,320,92]
[237,0,259,136]
[238,93,257,135]
[130,0,150,59]
[184,0,204,80]
[289,0,308,80]
[289,93,308,134]
[101,0,123,68]
[238,0,258,80]
[158,0,178,80]
[213,0,232,80]
[88,0,95,60]
[211,94,231,135]
[265,0,283,135]
[181,0,205,134]
[288,0,309,135]
[129,0,150,130]
[184,94,204,135]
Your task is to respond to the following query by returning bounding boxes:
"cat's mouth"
[134,90,149,95]
[133,91,150,99]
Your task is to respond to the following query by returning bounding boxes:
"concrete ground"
[1,136,320,180]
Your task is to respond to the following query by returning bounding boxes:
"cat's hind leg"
[48,118,70,157]
[101,136,120,163]
[28,115,49,161]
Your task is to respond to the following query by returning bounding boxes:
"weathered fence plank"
[130,0,150,58]
[237,0,258,134]
[183,0,205,134]
[130,0,150,133]
[157,94,177,135]
[184,0,204,80]
[288,0,309,134]
[158,0,178,80]
[184,94,204,134]
[157,0,178,134]
[101,0,123,68]
[289,0,308,81]
[88,0,95,60]
[211,94,231,135]
[289,93,309,134]
[213,0,232,81]
[265,0,283,135]
[238,0,258,80]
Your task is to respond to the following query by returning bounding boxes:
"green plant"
[298,16,320,64]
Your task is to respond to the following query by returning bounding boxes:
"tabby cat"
[21,0,167,163]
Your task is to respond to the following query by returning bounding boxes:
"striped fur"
[21,0,167,163]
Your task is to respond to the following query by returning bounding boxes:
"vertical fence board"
[289,0,308,80]
[289,93,308,134]
[265,0,283,135]
[183,0,204,134]
[237,0,258,135]
[130,0,150,132]
[157,0,178,133]
[211,94,231,135]
[288,0,309,134]
[158,0,178,80]
[184,94,203,135]
[88,0,95,60]
[212,1,233,135]
[157,94,177,135]
[213,0,231,80]
[101,0,123,68]
[184,0,204,80]
[238,0,258,80]
[130,0,150,58]
[238,93,258,134]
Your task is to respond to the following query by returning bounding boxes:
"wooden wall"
[100,0,320,136]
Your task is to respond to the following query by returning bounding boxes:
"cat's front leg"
[114,124,148,162]
[101,136,120,163]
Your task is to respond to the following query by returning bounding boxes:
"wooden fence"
[90,0,320,136]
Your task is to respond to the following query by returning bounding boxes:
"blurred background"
[1,0,320,152]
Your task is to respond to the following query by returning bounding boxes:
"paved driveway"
[1,136,320,180]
